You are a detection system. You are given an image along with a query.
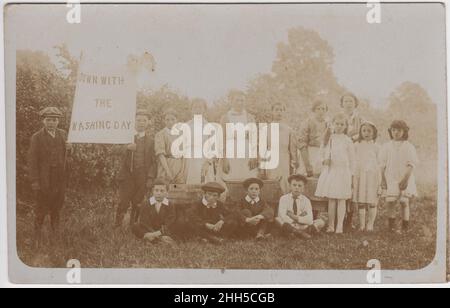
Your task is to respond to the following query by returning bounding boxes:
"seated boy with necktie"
[131,179,177,244]
[237,178,274,240]
[276,174,325,239]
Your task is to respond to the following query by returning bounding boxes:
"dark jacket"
[237,198,275,224]
[28,128,68,192]
[138,198,177,235]
[187,200,233,229]
[114,134,157,182]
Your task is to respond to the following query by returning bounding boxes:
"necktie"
[293,197,298,215]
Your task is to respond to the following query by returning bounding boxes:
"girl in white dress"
[315,113,355,234]
[380,120,418,234]
[352,121,380,232]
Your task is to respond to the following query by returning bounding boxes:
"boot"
[294,229,312,239]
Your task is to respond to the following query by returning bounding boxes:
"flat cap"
[243,177,264,189]
[39,107,63,118]
[201,182,226,194]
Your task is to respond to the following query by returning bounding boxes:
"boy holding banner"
[114,109,156,228]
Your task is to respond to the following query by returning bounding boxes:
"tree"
[385,82,437,158]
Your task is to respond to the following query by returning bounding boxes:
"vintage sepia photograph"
[3,1,448,284]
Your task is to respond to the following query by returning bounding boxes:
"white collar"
[290,193,302,200]
[149,196,169,206]
[136,131,146,138]
[245,195,260,204]
[46,129,56,138]
[202,197,217,208]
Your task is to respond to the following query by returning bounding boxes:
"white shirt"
[277,193,313,226]
[245,195,260,205]
[149,196,169,213]
[136,131,146,139]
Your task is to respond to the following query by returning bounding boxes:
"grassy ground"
[16,188,437,270]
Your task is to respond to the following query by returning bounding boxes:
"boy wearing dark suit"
[237,178,274,240]
[186,182,238,244]
[28,107,71,239]
[114,109,156,228]
[131,179,176,244]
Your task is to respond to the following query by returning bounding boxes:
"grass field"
[16,188,437,271]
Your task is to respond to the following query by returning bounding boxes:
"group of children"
[135,92,419,244]
[28,91,418,245]
[131,174,323,244]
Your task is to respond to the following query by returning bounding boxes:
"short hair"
[357,121,378,142]
[288,174,308,185]
[152,179,169,191]
[331,112,349,135]
[271,102,286,112]
[388,120,409,140]
[340,93,359,108]
[311,100,328,112]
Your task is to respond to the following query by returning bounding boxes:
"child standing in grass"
[352,121,380,232]
[380,120,418,234]
[298,100,329,178]
[155,108,187,184]
[315,113,355,234]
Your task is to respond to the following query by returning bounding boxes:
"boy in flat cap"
[131,179,177,244]
[113,109,157,228]
[186,182,238,244]
[276,174,325,239]
[236,178,274,240]
[28,107,71,242]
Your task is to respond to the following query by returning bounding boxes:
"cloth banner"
[68,55,137,144]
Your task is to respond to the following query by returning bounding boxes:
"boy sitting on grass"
[276,174,325,239]
[186,182,238,245]
[237,178,274,240]
[131,179,176,245]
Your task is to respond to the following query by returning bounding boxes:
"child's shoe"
[161,236,177,246]
[295,229,312,239]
